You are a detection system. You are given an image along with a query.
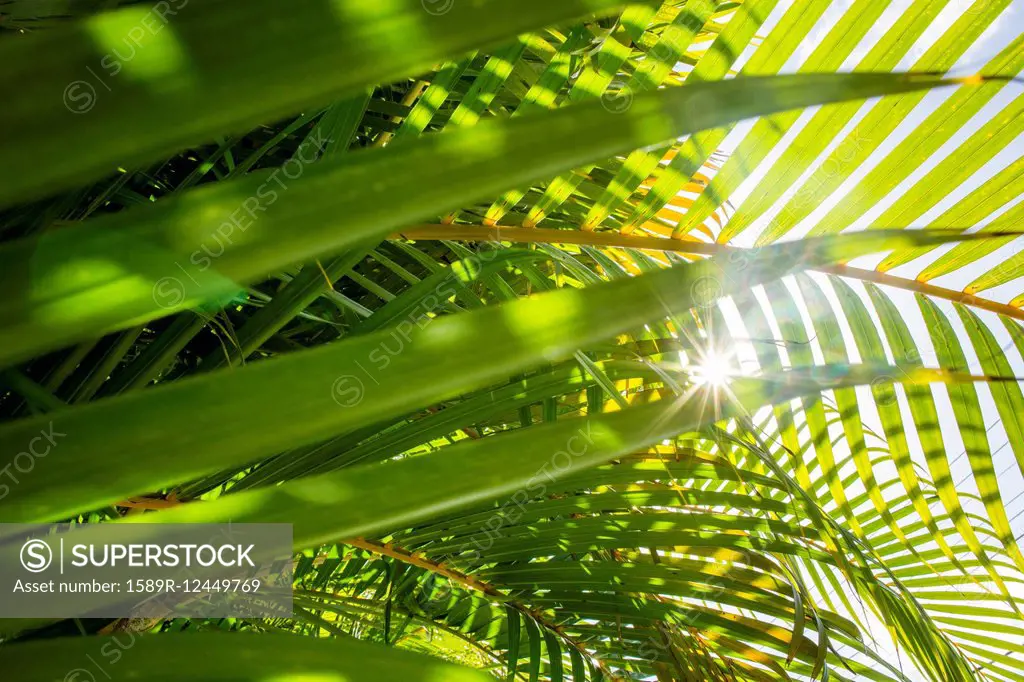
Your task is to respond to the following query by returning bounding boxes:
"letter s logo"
[20,539,53,573]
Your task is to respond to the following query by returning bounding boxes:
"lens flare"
[690,350,733,387]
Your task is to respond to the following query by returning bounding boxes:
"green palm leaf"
[2,1,1023,681]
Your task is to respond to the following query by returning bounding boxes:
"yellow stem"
[393,223,728,256]
[392,224,1024,322]
[345,536,621,680]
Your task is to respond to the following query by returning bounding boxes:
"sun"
[688,349,734,388]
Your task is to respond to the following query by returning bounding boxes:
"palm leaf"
[1,1,1023,681]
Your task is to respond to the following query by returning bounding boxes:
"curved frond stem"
[344,536,621,680]
[393,224,1024,322]
[817,264,1024,323]
[392,223,730,256]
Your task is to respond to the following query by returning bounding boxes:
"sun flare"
[689,349,734,388]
